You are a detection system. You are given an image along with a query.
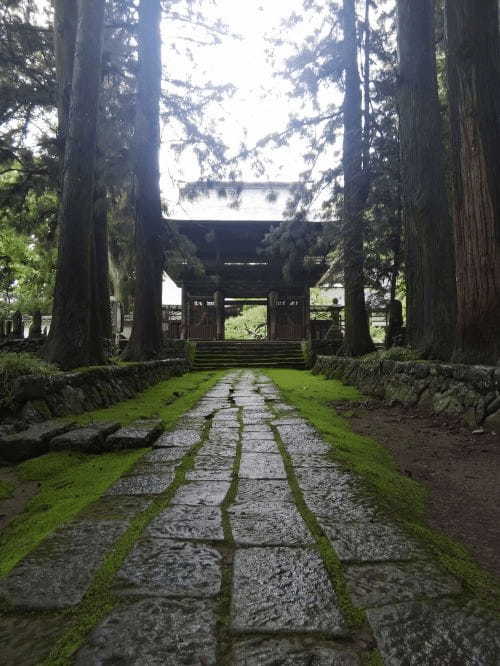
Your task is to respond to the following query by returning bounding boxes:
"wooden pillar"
[268,290,279,340]
[303,287,311,340]
[181,287,189,340]
[214,290,225,340]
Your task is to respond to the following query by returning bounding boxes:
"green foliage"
[0,352,59,405]
[225,305,267,340]
[0,480,14,500]
[266,369,500,611]
[0,449,145,578]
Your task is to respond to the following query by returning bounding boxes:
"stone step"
[0,421,76,463]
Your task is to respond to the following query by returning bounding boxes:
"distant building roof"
[172,181,307,222]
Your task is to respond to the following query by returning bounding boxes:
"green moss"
[71,369,226,429]
[0,450,145,578]
[265,369,500,612]
[0,480,14,500]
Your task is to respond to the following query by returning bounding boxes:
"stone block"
[50,422,120,453]
[0,420,75,463]
[0,521,128,609]
[75,599,217,666]
[229,505,313,546]
[116,539,221,597]
[106,472,174,496]
[147,505,224,541]
[154,429,202,448]
[239,452,286,479]
[233,480,294,506]
[171,481,231,505]
[345,561,461,609]
[366,599,500,665]
[143,446,190,463]
[0,614,71,666]
[105,419,163,449]
[232,638,360,666]
[231,547,347,635]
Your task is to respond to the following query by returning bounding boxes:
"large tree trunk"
[341,0,374,356]
[447,0,500,365]
[45,0,106,369]
[397,0,456,359]
[122,0,164,361]
[54,0,77,160]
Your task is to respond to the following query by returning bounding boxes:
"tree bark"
[397,0,456,359]
[45,0,106,369]
[54,0,77,160]
[447,0,500,364]
[341,0,374,356]
[122,0,164,361]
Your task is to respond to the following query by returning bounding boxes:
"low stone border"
[1,358,188,424]
[313,355,500,429]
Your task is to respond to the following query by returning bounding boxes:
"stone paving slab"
[366,599,500,665]
[50,421,120,452]
[288,452,337,468]
[319,520,424,562]
[198,443,238,457]
[106,472,175,496]
[186,469,233,481]
[295,467,358,491]
[233,480,294,505]
[0,614,71,666]
[345,561,462,609]
[143,446,190,463]
[79,496,153,521]
[153,429,202,448]
[239,452,287,479]
[116,539,221,597]
[106,419,163,449]
[192,454,235,471]
[241,431,276,441]
[171,481,231,505]
[0,521,128,609]
[241,439,279,453]
[231,547,347,635]
[0,420,75,463]
[147,505,224,541]
[303,489,378,521]
[229,505,313,546]
[75,598,218,666]
[232,638,361,665]
[242,424,274,432]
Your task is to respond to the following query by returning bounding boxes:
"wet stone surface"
[75,599,218,666]
[80,496,153,521]
[0,420,75,463]
[171,481,231,505]
[366,599,500,665]
[231,547,347,635]
[233,480,295,506]
[0,614,71,666]
[319,520,423,562]
[232,638,361,666]
[116,539,221,597]
[147,505,224,541]
[0,521,128,609]
[50,422,120,452]
[106,472,175,496]
[229,505,313,546]
[239,452,287,479]
[106,419,163,449]
[143,446,190,463]
[346,561,462,609]
[241,439,279,453]
[153,429,201,448]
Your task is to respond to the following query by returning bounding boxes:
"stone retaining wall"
[313,355,500,429]
[1,358,188,424]
[0,338,45,355]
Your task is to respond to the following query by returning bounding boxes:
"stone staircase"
[192,341,306,370]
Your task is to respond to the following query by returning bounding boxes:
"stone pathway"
[1,370,500,665]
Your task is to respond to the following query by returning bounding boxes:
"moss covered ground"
[264,368,500,613]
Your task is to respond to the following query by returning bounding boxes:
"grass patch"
[0,450,145,578]
[265,369,500,612]
[72,370,226,429]
[0,479,14,500]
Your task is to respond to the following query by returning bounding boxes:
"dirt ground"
[333,400,500,581]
